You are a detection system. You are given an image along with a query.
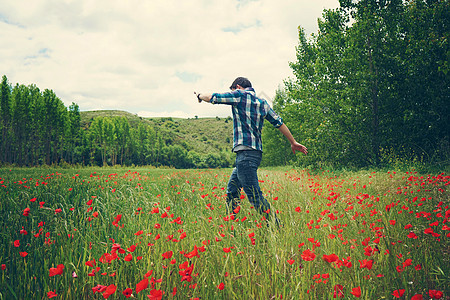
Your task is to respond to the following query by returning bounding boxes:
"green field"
[0,167,448,299]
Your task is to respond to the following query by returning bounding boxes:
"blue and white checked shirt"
[211,87,283,152]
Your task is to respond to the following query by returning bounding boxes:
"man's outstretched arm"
[278,124,308,155]
[194,92,212,103]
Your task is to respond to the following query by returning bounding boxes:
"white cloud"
[0,0,340,117]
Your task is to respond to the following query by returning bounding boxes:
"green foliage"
[263,0,449,169]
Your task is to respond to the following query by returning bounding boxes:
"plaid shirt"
[211,87,283,152]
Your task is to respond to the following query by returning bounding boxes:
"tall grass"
[0,167,448,299]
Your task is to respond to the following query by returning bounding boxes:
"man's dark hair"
[230,77,252,90]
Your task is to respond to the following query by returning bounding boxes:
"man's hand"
[194,92,213,103]
[291,142,308,155]
[194,92,202,103]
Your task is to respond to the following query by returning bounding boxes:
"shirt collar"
[244,87,255,96]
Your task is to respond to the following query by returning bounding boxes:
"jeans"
[226,150,273,221]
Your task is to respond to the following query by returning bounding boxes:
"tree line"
[0,75,231,168]
[262,0,449,168]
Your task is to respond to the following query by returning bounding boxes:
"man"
[195,77,307,225]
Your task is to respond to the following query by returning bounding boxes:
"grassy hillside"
[80,110,234,154]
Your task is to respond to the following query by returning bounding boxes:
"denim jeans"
[226,150,272,220]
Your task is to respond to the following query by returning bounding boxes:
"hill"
[80,110,234,154]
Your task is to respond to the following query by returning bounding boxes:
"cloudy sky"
[1,0,339,118]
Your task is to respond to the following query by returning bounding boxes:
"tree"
[0,75,11,163]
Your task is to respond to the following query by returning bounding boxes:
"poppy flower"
[23,208,30,216]
[217,282,225,290]
[102,284,116,299]
[287,259,295,265]
[333,284,344,298]
[429,290,443,299]
[162,251,173,260]
[301,249,316,261]
[408,232,418,239]
[136,278,149,294]
[147,289,164,300]
[411,295,423,300]
[323,253,339,263]
[85,259,96,267]
[392,289,405,298]
[223,247,232,253]
[92,285,107,294]
[358,259,373,270]
[122,288,133,298]
[19,252,28,257]
[47,290,57,298]
[144,270,153,278]
[124,254,133,261]
[350,286,361,298]
[1,264,6,270]
[49,264,64,277]
[13,240,20,247]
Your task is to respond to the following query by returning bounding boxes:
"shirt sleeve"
[265,103,284,128]
[210,90,242,105]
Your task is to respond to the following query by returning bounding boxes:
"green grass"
[0,167,448,299]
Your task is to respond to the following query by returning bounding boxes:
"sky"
[0,0,340,118]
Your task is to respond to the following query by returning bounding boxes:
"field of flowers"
[0,167,448,299]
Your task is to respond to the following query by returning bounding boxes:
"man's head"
[230,77,252,90]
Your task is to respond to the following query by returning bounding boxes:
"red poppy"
[411,295,423,300]
[1,264,6,270]
[223,247,232,253]
[47,290,58,298]
[92,285,107,294]
[350,286,361,298]
[358,259,373,270]
[124,253,133,261]
[122,288,133,298]
[85,259,96,267]
[102,284,116,299]
[162,251,173,260]
[23,208,30,216]
[301,249,316,261]
[429,290,443,299]
[13,240,20,247]
[333,284,344,298]
[135,230,143,236]
[184,245,199,258]
[49,264,64,277]
[363,246,374,256]
[217,282,225,290]
[144,270,153,278]
[392,289,405,298]
[147,289,164,300]
[408,232,418,239]
[136,278,149,294]
[287,259,295,265]
[323,253,339,263]
[19,252,28,257]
